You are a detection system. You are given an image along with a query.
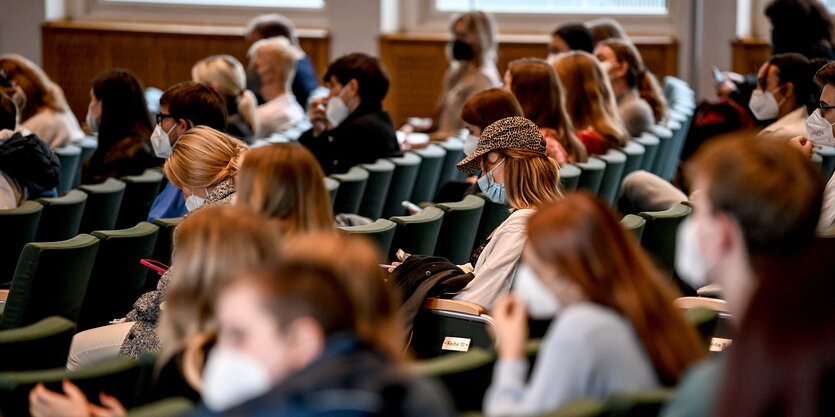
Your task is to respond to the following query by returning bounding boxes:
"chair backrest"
[638,202,692,274]
[79,222,159,331]
[575,156,607,195]
[1,234,100,330]
[145,217,182,292]
[597,149,627,205]
[411,144,447,204]
[357,158,395,220]
[125,397,195,417]
[434,195,486,264]
[542,399,611,417]
[337,219,397,261]
[410,298,495,359]
[661,109,694,180]
[620,213,647,241]
[35,189,88,242]
[633,132,660,172]
[0,201,43,284]
[389,206,444,260]
[79,178,127,233]
[0,316,76,372]
[117,169,164,229]
[816,145,835,182]
[0,355,147,416]
[413,347,496,412]
[438,137,467,188]
[330,166,369,215]
[559,163,581,192]
[607,388,676,417]
[619,140,646,179]
[649,123,675,177]
[323,176,339,208]
[53,144,82,193]
[382,152,423,218]
[473,193,511,250]
[72,136,99,189]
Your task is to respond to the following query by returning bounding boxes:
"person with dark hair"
[766,0,835,60]
[147,81,228,221]
[548,23,594,61]
[81,69,159,184]
[244,13,320,108]
[298,53,401,175]
[660,132,825,417]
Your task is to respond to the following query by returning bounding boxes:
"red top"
[576,127,611,156]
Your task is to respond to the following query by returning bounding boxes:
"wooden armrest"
[674,296,730,314]
[423,298,486,315]
[0,289,8,302]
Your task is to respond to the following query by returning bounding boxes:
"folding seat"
[337,219,397,260]
[389,206,444,261]
[434,195,485,264]
[35,189,88,242]
[357,158,395,220]
[411,144,447,204]
[79,178,126,233]
[0,316,76,371]
[0,201,42,284]
[381,152,423,218]
[409,298,495,360]
[330,166,369,215]
[117,169,164,229]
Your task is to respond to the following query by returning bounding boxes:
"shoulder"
[554,303,636,342]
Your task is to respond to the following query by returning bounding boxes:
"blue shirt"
[147,182,187,221]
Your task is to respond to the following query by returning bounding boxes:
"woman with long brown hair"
[505,58,588,164]
[484,192,705,416]
[553,51,629,155]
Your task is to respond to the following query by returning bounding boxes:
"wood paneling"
[380,33,679,127]
[732,37,771,75]
[41,20,329,123]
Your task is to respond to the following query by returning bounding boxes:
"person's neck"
[712,250,757,328]
[262,83,287,102]
[611,78,629,98]
[777,97,800,119]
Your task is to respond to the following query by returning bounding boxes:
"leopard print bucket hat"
[456,116,547,175]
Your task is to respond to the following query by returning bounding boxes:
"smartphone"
[711,66,724,85]
[401,200,422,214]
[396,249,410,262]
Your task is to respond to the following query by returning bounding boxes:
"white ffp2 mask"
[202,347,272,412]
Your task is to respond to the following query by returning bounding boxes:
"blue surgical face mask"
[477,158,507,204]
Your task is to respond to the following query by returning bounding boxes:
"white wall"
[0,0,46,65]
[694,0,739,100]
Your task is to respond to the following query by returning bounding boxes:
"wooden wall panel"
[732,37,771,76]
[380,33,678,127]
[41,21,329,123]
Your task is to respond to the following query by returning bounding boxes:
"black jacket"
[0,131,60,195]
[299,104,402,175]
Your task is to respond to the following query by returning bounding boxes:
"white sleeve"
[819,173,835,231]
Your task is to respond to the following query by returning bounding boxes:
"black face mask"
[451,40,475,61]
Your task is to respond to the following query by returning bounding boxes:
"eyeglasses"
[820,103,835,114]
[155,113,177,125]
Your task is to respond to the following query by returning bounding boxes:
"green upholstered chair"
[438,137,468,188]
[559,163,581,192]
[638,203,692,275]
[323,176,339,208]
[620,214,647,241]
[78,222,159,331]
[144,217,182,292]
[35,189,88,242]
[389,206,444,260]
[607,388,676,417]
[330,167,369,215]
[382,152,423,218]
[117,169,164,229]
[357,158,395,220]
[0,316,76,372]
[434,195,485,264]
[410,298,495,360]
[126,397,195,417]
[72,136,99,189]
[79,178,127,233]
[649,123,675,177]
[472,193,511,252]
[634,132,660,172]
[682,307,720,351]
[53,144,82,193]
[0,355,149,416]
[531,400,610,417]
[661,109,694,181]
[337,219,397,260]
[575,157,607,195]
[0,201,43,284]
[597,149,627,205]
[619,140,646,179]
[411,144,447,204]
[816,145,835,181]
[0,234,100,330]
[413,346,495,412]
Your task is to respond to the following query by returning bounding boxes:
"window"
[102,0,323,6]
[824,0,835,12]
[435,0,667,15]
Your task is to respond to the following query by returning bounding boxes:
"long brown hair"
[236,143,334,234]
[460,88,524,130]
[553,51,629,149]
[507,58,588,163]
[527,192,705,385]
[0,54,71,121]
[496,148,562,210]
[598,39,667,123]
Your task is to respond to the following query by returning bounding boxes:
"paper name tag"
[441,337,471,352]
[710,337,732,352]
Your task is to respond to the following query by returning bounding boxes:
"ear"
[714,212,744,253]
[613,60,629,79]
[347,78,360,96]
[176,117,193,132]
[782,81,795,100]
[286,318,326,370]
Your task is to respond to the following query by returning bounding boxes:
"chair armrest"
[423,298,486,315]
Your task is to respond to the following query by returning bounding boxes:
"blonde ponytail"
[237,89,259,135]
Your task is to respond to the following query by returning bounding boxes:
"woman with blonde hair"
[236,143,333,234]
[505,58,588,164]
[595,39,667,136]
[485,192,705,416]
[553,51,629,155]
[192,55,259,143]
[0,54,84,147]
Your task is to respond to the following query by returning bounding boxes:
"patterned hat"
[457,116,547,175]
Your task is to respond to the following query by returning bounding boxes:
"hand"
[88,392,127,417]
[789,136,815,158]
[309,98,329,137]
[29,381,90,417]
[491,294,529,359]
[465,175,478,185]
[387,261,402,273]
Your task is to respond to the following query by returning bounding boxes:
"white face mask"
[675,216,718,290]
[599,61,614,77]
[463,134,478,155]
[513,263,560,319]
[150,123,179,158]
[805,108,835,146]
[86,109,99,134]
[748,86,785,121]
[325,87,351,128]
[184,188,208,212]
[202,347,272,412]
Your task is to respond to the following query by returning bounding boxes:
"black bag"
[0,132,60,193]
